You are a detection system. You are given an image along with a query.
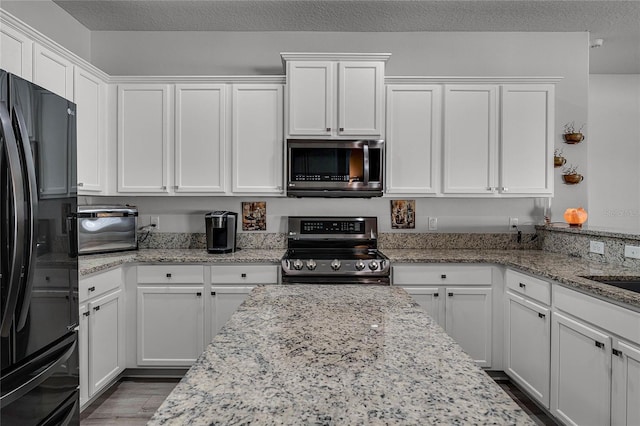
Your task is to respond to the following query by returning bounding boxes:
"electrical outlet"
[589,241,605,255]
[150,216,160,231]
[509,217,518,229]
[624,245,640,259]
[428,217,438,231]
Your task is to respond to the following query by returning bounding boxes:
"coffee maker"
[205,211,238,253]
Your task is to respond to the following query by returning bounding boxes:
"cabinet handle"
[93,306,100,312]
[519,283,526,288]
[211,291,216,296]
[595,341,604,349]
[434,293,439,298]
[448,292,453,297]
[612,348,623,357]
[166,273,172,278]
[538,312,545,319]
[441,274,447,279]
[339,127,344,132]
[82,311,90,317]
[196,292,202,297]
[241,273,247,278]
[88,286,95,292]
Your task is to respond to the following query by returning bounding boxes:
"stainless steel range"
[281,216,390,285]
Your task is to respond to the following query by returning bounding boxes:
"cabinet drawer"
[211,265,278,284]
[137,265,204,284]
[79,267,122,303]
[506,269,550,305]
[393,265,492,285]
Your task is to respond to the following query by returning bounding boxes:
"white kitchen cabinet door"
[445,286,493,367]
[338,61,384,136]
[231,84,284,194]
[612,339,640,426]
[209,286,255,339]
[88,289,124,397]
[443,85,498,194]
[117,84,171,193]
[504,291,551,408]
[175,84,227,193]
[385,85,441,194]
[500,85,554,195]
[550,312,611,426]
[286,61,334,136]
[0,23,33,80]
[75,67,106,193]
[403,287,444,327]
[137,286,205,366]
[33,43,74,100]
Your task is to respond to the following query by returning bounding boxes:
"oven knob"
[293,259,304,270]
[355,260,366,271]
[306,260,317,270]
[368,260,379,271]
[330,259,341,271]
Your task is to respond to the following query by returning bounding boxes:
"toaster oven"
[75,205,138,255]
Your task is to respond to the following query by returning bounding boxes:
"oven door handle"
[363,142,370,185]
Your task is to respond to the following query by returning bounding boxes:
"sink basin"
[581,276,640,294]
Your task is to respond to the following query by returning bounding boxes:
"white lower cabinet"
[209,286,255,337]
[612,339,640,426]
[504,269,551,408]
[396,264,493,367]
[136,265,205,366]
[79,269,124,408]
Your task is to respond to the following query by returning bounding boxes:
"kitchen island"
[149,285,533,425]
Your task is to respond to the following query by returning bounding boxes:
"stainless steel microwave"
[286,139,384,197]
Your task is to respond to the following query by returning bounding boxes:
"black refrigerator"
[0,70,79,425]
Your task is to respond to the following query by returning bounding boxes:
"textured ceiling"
[52,0,640,73]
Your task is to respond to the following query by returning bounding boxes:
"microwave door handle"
[0,102,27,338]
[363,142,370,185]
[13,105,38,332]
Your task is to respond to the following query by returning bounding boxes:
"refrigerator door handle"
[13,105,39,332]
[0,332,77,408]
[0,102,26,338]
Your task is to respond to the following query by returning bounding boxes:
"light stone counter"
[149,284,534,425]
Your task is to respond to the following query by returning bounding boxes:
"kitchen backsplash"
[137,231,540,250]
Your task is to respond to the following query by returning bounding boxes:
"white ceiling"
[52,0,640,74]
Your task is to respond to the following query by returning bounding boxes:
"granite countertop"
[79,248,640,311]
[149,284,534,426]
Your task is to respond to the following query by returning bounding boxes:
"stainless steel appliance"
[1,70,79,424]
[205,211,238,253]
[75,205,138,255]
[286,139,384,197]
[281,216,390,285]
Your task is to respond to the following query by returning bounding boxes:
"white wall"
[1,0,91,61]
[588,74,640,233]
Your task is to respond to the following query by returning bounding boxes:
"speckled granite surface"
[80,248,640,311]
[149,285,534,426]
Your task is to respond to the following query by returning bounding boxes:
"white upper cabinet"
[443,85,498,194]
[231,84,284,194]
[283,53,389,138]
[175,84,227,193]
[117,84,171,193]
[500,84,554,194]
[33,43,74,101]
[385,84,441,194]
[75,67,106,193]
[0,22,33,80]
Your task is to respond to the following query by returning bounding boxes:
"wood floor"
[80,378,180,425]
[81,376,558,425]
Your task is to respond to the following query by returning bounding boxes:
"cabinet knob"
[612,348,623,357]
[538,312,545,319]
[196,292,202,297]
[88,286,95,292]
[339,127,344,132]
[211,291,216,296]
[448,292,453,297]
[326,128,331,132]
[83,311,90,317]
[519,283,526,288]
[434,293,439,298]
[166,273,172,278]
[241,273,247,278]
[93,305,100,311]
[441,274,447,279]
[45,276,50,281]
[595,341,604,349]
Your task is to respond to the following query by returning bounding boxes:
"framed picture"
[242,202,267,231]
[391,200,415,229]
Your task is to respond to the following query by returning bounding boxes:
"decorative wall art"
[391,200,415,229]
[242,201,267,231]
